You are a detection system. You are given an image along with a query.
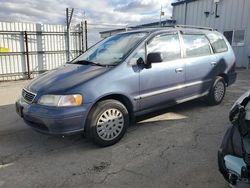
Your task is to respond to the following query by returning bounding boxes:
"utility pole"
[66,8,74,62]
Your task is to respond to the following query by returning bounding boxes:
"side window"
[182,34,211,58]
[206,32,228,53]
[147,34,181,61]
[129,44,145,66]
[133,45,145,62]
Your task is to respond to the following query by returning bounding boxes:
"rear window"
[207,32,228,53]
[182,34,211,58]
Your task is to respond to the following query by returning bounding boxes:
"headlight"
[38,94,83,107]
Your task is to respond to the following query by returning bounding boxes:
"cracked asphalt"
[0,70,250,188]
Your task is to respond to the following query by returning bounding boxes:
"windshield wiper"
[72,60,106,67]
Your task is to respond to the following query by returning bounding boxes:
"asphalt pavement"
[0,70,250,188]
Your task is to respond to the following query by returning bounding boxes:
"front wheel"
[86,99,129,147]
[206,76,226,105]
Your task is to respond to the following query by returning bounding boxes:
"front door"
[139,32,185,110]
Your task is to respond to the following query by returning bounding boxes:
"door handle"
[211,62,217,66]
[175,68,184,73]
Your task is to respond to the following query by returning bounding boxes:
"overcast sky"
[0,0,176,44]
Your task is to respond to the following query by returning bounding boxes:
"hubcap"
[96,108,124,141]
[214,81,225,102]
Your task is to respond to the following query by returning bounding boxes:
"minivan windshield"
[72,32,148,66]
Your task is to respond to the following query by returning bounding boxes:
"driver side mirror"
[147,52,163,64]
[128,57,145,66]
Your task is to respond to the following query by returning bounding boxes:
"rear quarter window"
[206,32,228,53]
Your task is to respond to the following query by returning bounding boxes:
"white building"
[172,0,250,68]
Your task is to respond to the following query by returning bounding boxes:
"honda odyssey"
[16,27,237,146]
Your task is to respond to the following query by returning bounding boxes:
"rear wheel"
[206,76,226,105]
[86,99,129,147]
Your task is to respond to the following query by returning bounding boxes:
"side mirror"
[147,52,163,64]
[137,57,145,65]
[128,57,145,66]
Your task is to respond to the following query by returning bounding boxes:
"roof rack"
[174,25,214,31]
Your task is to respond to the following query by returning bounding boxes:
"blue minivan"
[16,27,237,146]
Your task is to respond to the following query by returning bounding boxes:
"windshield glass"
[72,32,148,66]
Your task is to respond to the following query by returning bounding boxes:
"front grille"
[22,89,36,103]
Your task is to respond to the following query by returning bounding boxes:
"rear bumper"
[227,72,237,86]
[16,98,92,135]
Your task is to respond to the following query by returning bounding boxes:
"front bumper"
[16,98,92,135]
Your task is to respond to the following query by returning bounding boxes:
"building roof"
[171,0,198,6]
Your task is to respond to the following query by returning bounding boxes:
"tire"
[86,99,129,147]
[206,76,226,105]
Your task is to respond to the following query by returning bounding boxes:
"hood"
[25,64,109,94]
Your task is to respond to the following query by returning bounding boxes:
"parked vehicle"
[218,90,250,187]
[16,26,237,146]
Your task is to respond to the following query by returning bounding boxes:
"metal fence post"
[85,20,88,51]
[24,31,30,79]
[66,8,74,62]
[66,8,70,61]
[81,21,84,52]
